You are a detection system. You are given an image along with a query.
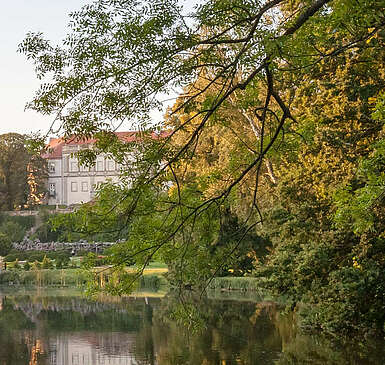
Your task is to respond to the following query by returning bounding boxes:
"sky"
[0,0,91,136]
[0,0,199,137]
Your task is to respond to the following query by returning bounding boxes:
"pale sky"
[0,0,198,137]
[0,0,92,136]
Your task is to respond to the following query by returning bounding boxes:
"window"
[97,160,104,171]
[72,353,79,365]
[93,180,104,189]
[49,162,55,173]
[107,160,115,171]
[71,162,78,172]
[71,182,78,192]
[81,181,88,192]
[49,183,56,197]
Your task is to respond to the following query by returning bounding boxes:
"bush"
[41,255,54,269]
[0,215,35,244]
[55,256,70,269]
[10,215,35,230]
[0,214,35,230]
[5,249,71,263]
[0,221,25,242]
[0,233,12,256]
[208,277,261,291]
[0,271,20,284]
[32,260,41,270]
[24,261,31,271]
[139,275,168,290]
[300,262,385,334]
[0,268,87,286]
[0,223,22,243]
[13,259,21,270]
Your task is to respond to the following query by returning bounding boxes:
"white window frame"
[97,160,104,171]
[107,160,115,171]
[49,183,56,196]
[71,162,78,172]
[81,181,88,192]
[71,182,78,192]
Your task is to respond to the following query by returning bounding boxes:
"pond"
[0,287,383,365]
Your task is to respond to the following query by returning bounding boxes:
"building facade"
[44,133,133,206]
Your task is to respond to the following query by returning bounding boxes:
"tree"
[0,133,47,210]
[19,0,383,213]
[19,0,385,333]
[0,233,12,257]
[19,0,380,227]
[0,134,30,210]
[0,221,25,243]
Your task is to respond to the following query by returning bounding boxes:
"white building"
[43,132,135,206]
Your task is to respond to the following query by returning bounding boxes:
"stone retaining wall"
[12,239,114,254]
[4,208,74,216]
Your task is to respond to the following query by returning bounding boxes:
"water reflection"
[0,289,383,365]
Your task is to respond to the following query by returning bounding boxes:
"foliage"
[4,249,71,263]
[334,93,385,235]
[255,57,385,334]
[24,261,31,271]
[41,255,54,269]
[0,268,88,286]
[299,262,385,334]
[0,133,47,210]
[207,277,262,291]
[55,256,70,269]
[0,221,25,243]
[20,0,385,335]
[0,233,12,256]
[139,274,168,291]
[0,213,35,230]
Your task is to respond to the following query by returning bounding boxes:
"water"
[0,287,383,365]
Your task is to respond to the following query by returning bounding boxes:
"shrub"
[13,259,21,270]
[139,275,168,290]
[32,260,41,270]
[0,221,25,242]
[55,256,70,269]
[208,277,261,291]
[24,261,31,271]
[9,215,35,231]
[300,262,385,334]
[0,214,35,231]
[4,250,72,263]
[0,233,12,256]
[41,255,54,269]
[0,271,20,284]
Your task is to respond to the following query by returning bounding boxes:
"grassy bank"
[0,267,169,291]
[0,265,260,294]
[207,277,262,291]
[0,269,87,287]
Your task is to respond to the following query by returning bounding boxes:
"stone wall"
[12,238,114,254]
[3,208,74,216]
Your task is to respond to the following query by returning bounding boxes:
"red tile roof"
[42,138,65,159]
[42,131,170,159]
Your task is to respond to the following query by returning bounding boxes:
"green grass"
[38,205,68,210]
[0,269,87,286]
[207,277,262,291]
[139,274,168,289]
[126,261,168,270]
